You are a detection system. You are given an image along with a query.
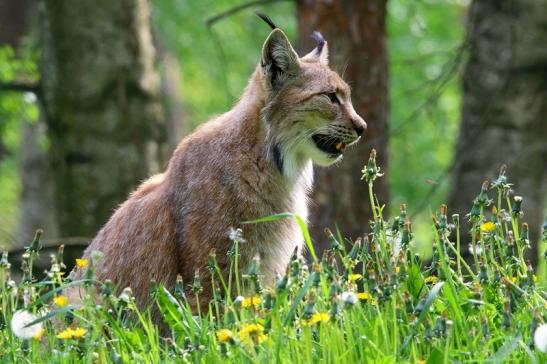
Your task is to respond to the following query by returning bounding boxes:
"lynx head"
[258,18,366,174]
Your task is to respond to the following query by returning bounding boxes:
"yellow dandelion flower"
[72,327,87,339]
[395,266,400,274]
[511,277,518,283]
[480,221,496,233]
[357,292,370,301]
[348,274,362,282]
[216,329,234,343]
[425,276,439,284]
[33,327,45,341]
[75,258,89,268]
[56,328,74,339]
[242,296,262,309]
[53,295,68,308]
[303,312,330,326]
[238,324,267,347]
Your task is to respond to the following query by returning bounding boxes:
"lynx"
[76,15,366,310]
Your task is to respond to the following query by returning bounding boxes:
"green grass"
[1,156,546,363]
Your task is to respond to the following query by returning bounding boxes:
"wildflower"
[72,327,87,339]
[534,324,547,352]
[394,266,401,274]
[242,296,262,309]
[56,328,74,339]
[238,324,267,347]
[216,329,234,343]
[425,276,439,284]
[348,273,362,282]
[341,291,358,306]
[57,327,87,339]
[303,312,330,326]
[11,310,43,340]
[75,258,88,268]
[53,295,69,307]
[33,327,45,340]
[357,292,370,301]
[480,221,496,233]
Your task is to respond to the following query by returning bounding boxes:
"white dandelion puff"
[534,324,547,353]
[234,295,244,306]
[11,310,43,340]
[468,244,482,255]
[341,291,358,306]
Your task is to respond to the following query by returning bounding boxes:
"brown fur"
[76,27,366,314]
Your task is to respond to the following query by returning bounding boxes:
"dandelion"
[11,310,43,340]
[242,296,262,309]
[303,312,330,326]
[425,276,439,284]
[56,328,74,340]
[341,291,358,306]
[216,329,234,343]
[534,324,547,352]
[57,327,87,340]
[238,324,267,348]
[348,274,362,282]
[480,222,496,233]
[33,327,45,341]
[357,292,370,301]
[75,258,88,268]
[53,295,69,307]
[72,327,87,339]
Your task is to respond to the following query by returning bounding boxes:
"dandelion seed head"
[534,324,547,352]
[11,310,43,340]
[468,245,482,255]
[341,291,358,305]
[228,228,246,243]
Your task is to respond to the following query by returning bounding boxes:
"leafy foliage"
[1,158,545,362]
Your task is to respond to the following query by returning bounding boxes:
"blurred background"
[0,0,545,273]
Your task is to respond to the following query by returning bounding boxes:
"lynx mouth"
[312,134,347,156]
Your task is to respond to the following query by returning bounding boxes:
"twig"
[0,81,40,94]
[205,0,292,28]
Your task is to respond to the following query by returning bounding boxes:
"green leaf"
[406,264,425,301]
[488,335,521,364]
[243,212,318,261]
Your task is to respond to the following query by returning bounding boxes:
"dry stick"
[205,0,292,28]
[0,81,39,94]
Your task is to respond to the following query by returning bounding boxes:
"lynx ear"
[302,31,329,66]
[261,29,300,89]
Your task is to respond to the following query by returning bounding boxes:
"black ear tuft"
[311,31,325,55]
[256,12,277,30]
[261,29,300,89]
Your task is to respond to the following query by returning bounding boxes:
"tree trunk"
[16,112,59,246]
[38,0,167,239]
[448,0,547,266]
[296,0,389,248]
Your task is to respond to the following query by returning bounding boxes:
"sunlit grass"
[1,155,546,363]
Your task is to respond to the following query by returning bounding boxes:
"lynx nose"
[352,115,367,136]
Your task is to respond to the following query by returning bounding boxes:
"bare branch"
[205,0,292,28]
[0,81,39,94]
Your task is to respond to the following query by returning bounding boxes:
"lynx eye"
[325,92,339,104]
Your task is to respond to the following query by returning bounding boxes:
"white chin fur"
[312,151,343,166]
[298,141,342,166]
